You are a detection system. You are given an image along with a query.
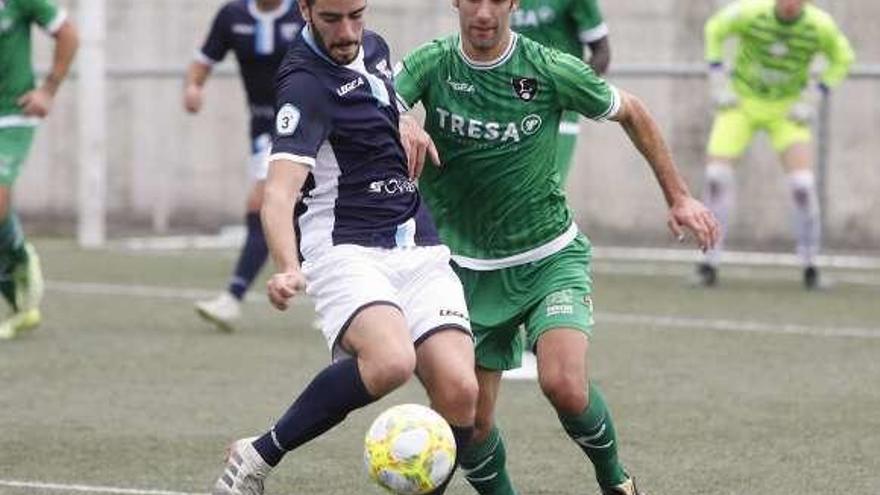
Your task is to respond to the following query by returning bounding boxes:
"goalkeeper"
[699,0,854,289]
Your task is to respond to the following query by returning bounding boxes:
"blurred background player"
[211,1,476,493]
[184,0,303,331]
[512,0,610,182]
[699,0,854,289]
[507,0,611,380]
[396,0,718,493]
[0,0,77,339]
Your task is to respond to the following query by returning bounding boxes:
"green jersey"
[0,0,65,126]
[705,0,854,100]
[511,0,607,58]
[395,34,618,270]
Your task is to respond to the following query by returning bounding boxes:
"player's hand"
[788,83,826,125]
[708,64,738,110]
[788,101,814,124]
[667,196,720,252]
[17,88,54,118]
[399,114,441,179]
[183,84,203,114]
[267,270,307,311]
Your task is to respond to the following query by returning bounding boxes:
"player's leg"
[416,331,478,494]
[526,237,641,494]
[460,367,519,495]
[404,247,478,494]
[211,249,413,494]
[699,105,753,286]
[771,116,819,288]
[452,264,521,495]
[196,134,271,331]
[228,180,269,300]
[0,127,42,340]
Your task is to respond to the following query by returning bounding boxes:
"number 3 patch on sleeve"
[276,104,301,136]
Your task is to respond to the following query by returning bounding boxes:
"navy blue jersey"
[270,26,440,259]
[197,0,303,139]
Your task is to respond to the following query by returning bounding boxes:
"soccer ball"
[364,403,456,494]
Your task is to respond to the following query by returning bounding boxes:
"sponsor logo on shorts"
[440,309,469,321]
[546,289,575,317]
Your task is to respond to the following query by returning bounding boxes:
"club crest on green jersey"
[512,77,538,101]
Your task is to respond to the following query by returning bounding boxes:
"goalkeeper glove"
[708,62,738,110]
[789,82,829,125]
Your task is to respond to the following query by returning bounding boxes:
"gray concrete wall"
[19,0,880,251]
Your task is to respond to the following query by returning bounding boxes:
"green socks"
[460,424,518,495]
[559,383,628,488]
[0,212,27,308]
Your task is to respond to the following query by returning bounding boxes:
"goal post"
[76,0,107,248]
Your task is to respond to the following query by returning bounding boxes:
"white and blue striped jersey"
[197,0,303,140]
[271,26,441,260]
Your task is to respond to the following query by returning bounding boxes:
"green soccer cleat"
[13,243,45,313]
[602,476,645,495]
[0,308,41,340]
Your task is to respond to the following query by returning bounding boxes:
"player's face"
[301,0,366,65]
[453,0,518,53]
[775,0,807,21]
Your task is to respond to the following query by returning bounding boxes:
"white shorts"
[249,133,271,181]
[301,244,471,362]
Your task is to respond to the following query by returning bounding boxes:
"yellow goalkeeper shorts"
[707,95,811,158]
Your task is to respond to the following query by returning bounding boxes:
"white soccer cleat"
[502,351,538,381]
[195,292,241,332]
[212,437,272,495]
[602,476,645,495]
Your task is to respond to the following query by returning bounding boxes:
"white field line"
[594,246,880,270]
[113,234,880,270]
[45,280,879,339]
[601,312,880,339]
[592,261,880,286]
[0,479,206,495]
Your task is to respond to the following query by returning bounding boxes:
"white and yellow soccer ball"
[364,403,456,494]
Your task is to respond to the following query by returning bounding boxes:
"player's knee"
[432,372,479,420]
[540,373,587,415]
[705,161,734,199]
[369,347,417,394]
[787,170,816,209]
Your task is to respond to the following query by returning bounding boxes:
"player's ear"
[510,0,519,12]
[298,0,311,23]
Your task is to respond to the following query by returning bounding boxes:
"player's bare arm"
[182,62,212,114]
[262,159,309,310]
[586,37,610,75]
[398,114,440,179]
[610,90,720,251]
[18,20,78,118]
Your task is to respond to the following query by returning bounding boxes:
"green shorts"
[707,95,810,158]
[453,235,594,371]
[0,127,36,186]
